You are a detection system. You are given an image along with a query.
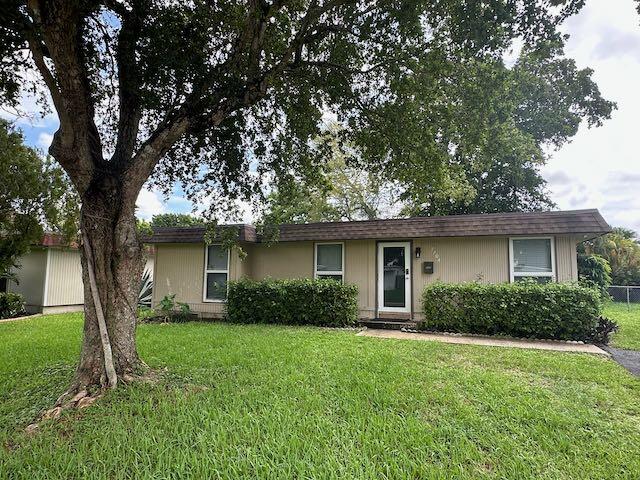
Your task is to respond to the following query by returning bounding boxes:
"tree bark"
[69,175,145,392]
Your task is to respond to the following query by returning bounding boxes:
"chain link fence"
[608,286,640,307]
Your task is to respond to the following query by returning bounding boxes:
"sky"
[3,0,640,232]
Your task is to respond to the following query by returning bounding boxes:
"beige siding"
[344,240,376,318]
[8,248,47,312]
[555,235,578,282]
[248,241,314,280]
[152,243,247,318]
[45,248,84,307]
[412,237,510,316]
[153,234,579,321]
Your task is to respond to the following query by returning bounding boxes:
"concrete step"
[359,319,417,331]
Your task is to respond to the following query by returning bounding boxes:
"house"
[2,234,155,314]
[2,233,84,314]
[146,209,611,321]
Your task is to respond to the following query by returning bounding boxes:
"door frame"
[377,241,412,315]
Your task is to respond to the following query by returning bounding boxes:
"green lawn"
[1,314,640,479]
[606,302,640,350]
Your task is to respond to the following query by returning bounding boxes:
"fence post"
[627,286,631,311]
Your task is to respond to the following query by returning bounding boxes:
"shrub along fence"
[227,278,359,327]
[0,292,26,319]
[419,282,608,342]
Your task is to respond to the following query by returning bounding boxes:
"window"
[314,243,344,282]
[509,237,555,283]
[203,245,229,301]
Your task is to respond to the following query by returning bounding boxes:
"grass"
[606,302,640,350]
[1,314,639,479]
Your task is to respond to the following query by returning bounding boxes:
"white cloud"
[136,189,165,220]
[37,132,53,150]
[544,0,640,233]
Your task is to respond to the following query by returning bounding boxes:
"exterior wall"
[344,240,376,319]
[152,234,579,321]
[152,243,247,318]
[411,237,510,318]
[555,235,578,282]
[8,248,47,313]
[247,241,314,280]
[45,248,84,307]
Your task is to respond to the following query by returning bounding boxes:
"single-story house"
[147,209,611,321]
[2,234,155,314]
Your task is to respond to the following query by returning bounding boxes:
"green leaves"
[0,292,26,319]
[420,281,604,342]
[0,120,79,276]
[226,278,359,327]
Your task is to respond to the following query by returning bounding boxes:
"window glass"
[206,272,227,300]
[316,244,342,272]
[207,245,228,270]
[512,239,552,273]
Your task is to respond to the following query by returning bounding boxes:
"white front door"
[377,242,411,314]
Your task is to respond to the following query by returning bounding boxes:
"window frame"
[314,242,345,282]
[202,244,230,303]
[509,236,556,283]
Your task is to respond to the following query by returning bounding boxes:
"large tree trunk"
[70,176,145,392]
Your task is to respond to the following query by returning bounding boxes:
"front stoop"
[359,319,417,331]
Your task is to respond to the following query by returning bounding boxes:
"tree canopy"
[1,1,614,219]
[0,119,78,279]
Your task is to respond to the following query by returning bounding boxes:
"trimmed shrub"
[226,278,359,327]
[0,292,26,319]
[419,282,604,342]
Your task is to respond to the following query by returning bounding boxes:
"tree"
[400,44,613,216]
[577,253,612,296]
[261,132,398,225]
[1,1,613,394]
[579,228,640,286]
[151,214,205,228]
[0,119,78,280]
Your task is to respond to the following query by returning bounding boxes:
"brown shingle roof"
[146,209,611,244]
[147,224,257,244]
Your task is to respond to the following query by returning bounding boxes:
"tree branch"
[26,0,103,194]
[111,6,143,166]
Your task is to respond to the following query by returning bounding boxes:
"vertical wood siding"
[8,248,47,311]
[45,248,84,306]
[555,235,578,282]
[153,235,579,320]
[152,243,247,317]
[411,237,510,314]
[344,240,376,318]
[248,241,314,280]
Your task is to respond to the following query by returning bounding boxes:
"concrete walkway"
[357,329,609,355]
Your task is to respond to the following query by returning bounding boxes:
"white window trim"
[202,244,230,303]
[509,236,556,283]
[314,242,344,281]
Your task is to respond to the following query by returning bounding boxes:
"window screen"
[512,239,552,273]
[205,245,229,300]
[315,243,343,281]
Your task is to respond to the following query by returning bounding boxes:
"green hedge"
[226,278,359,327]
[0,292,26,319]
[419,282,603,341]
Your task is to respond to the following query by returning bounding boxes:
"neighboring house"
[147,209,611,321]
[2,234,156,315]
[4,234,84,314]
